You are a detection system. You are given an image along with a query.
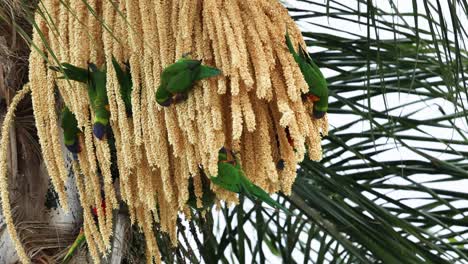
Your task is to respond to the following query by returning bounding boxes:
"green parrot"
[61,106,81,153]
[111,56,133,116]
[50,63,111,140]
[87,63,111,140]
[187,170,216,211]
[156,55,221,107]
[62,228,86,264]
[285,32,328,119]
[210,148,290,213]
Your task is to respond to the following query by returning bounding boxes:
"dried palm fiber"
[0,85,31,264]
[0,0,328,262]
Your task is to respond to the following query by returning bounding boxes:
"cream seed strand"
[2,1,328,262]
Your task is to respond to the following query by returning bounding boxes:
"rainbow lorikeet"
[156,55,221,107]
[50,63,110,139]
[60,106,81,153]
[51,58,135,139]
[210,147,289,213]
[285,32,328,119]
[111,56,133,116]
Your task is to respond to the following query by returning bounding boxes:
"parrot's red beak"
[307,94,320,102]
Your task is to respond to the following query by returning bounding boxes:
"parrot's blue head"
[93,122,108,140]
[313,110,326,119]
[65,140,81,154]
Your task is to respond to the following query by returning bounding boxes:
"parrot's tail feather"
[196,66,222,81]
[63,231,86,264]
[251,185,292,215]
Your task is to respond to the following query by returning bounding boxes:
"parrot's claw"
[172,93,188,104]
[93,123,108,140]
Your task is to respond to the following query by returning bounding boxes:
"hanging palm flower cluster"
[0,0,328,263]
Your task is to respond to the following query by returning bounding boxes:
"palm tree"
[1,0,467,263]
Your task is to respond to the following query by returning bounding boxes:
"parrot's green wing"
[165,59,202,94]
[211,162,242,193]
[61,106,81,153]
[299,46,327,87]
[211,147,242,192]
[298,46,329,117]
[285,32,329,119]
[156,60,192,106]
[88,63,107,104]
[49,63,88,83]
[88,63,110,139]
[157,58,220,106]
[62,229,86,264]
[194,65,222,81]
[213,147,291,214]
[160,59,192,81]
[166,68,198,94]
[111,56,133,115]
